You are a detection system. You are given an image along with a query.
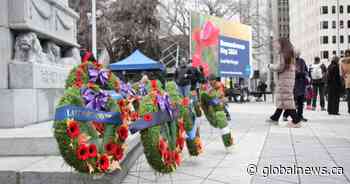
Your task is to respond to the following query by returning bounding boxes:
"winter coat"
[269,55,296,109]
[340,57,350,89]
[294,57,308,96]
[174,66,191,87]
[327,63,342,94]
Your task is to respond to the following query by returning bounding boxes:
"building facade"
[290,0,350,65]
[272,0,290,39]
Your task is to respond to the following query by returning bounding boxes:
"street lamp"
[92,0,97,58]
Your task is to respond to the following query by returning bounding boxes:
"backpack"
[310,63,323,80]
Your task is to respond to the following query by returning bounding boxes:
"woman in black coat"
[327,56,342,115]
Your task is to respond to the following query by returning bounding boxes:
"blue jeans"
[177,85,191,97]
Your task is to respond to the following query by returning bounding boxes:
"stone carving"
[14,32,44,63]
[43,42,61,63]
[61,47,81,66]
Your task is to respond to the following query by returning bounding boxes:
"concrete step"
[0,132,142,184]
[0,121,59,156]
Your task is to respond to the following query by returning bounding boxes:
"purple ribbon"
[157,94,174,119]
[139,83,148,96]
[88,67,109,86]
[81,88,109,111]
[120,82,136,97]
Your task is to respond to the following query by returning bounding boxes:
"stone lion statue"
[43,41,61,63]
[14,32,44,63]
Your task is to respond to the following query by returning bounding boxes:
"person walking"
[310,57,327,111]
[267,38,301,127]
[174,59,192,97]
[340,49,350,114]
[283,50,309,122]
[327,56,342,115]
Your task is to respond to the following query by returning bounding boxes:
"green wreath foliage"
[54,54,128,175]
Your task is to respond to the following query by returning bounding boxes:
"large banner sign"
[191,12,252,78]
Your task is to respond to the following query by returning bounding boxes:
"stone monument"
[0,0,80,128]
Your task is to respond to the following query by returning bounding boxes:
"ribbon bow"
[120,82,136,98]
[81,88,109,111]
[88,67,109,86]
[157,93,174,119]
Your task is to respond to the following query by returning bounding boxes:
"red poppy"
[105,142,117,155]
[181,97,190,107]
[92,122,105,135]
[151,80,158,89]
[143,114,153,122]
[130,111,139,121]
[88,144,98,158]
[178,120,185,134]
[74,79,83,88]
[176,137,185,150]
[118,100,125,108]
[114,144,124,161]
[93,60,102,69]
[66,120,80,139]
[163,150,174,166]
[97,154,110,172]
[175,152,181,166]
[76,144,89,161]
[158,138,168,156]
[82,52,93,63]
[117,125,129,141]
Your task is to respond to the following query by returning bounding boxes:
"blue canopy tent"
[109,50,165,71]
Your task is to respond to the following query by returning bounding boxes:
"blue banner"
[219,35,251,78]
[129,110,179,134]
[55,105,122,125]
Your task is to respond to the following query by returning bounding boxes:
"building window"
[322,51,329,59]
[348,20,350,28]
[321,36,329,44]
[340,20,344,28]
[332,20,336,28]
[340,5,344,14]
[321,21,328,29]
[321,6,328,14]
[332,35,337,44]
[348,35,350,43]
[332,6,336,14]
[333,50,337,55]
[341,50,345,56]
[348,5,350,13]
[340,35,344,43]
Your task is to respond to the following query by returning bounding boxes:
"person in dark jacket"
[174,60,192,97]
[310,57,327,111]
[283,50,308,122]
[327,56,342,115]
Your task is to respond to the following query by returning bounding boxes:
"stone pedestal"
[9,62,71,89]
[0,89,64,128]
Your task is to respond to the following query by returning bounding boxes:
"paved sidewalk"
[122,102,350,184]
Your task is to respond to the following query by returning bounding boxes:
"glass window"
[333,50,337,55]
[321,6,328,14]
[332,6,336,14]
[332,20,336,28]
[341,50,345,56]
[340,35,344,43]
[340,5,344,14]
[340,20,344,28]
[332,35,337,44]
[348,5,350,13]
[322,51,329,59]
[321,36,329,44]
[348,20,350,28]
[348,35,350,43]
[322,21,328,29]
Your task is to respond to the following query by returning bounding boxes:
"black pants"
[347,89,350,113]
[327,89,340,114]
[312,83,325,108]
[283,95,305,119]
[271,109,300,124]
